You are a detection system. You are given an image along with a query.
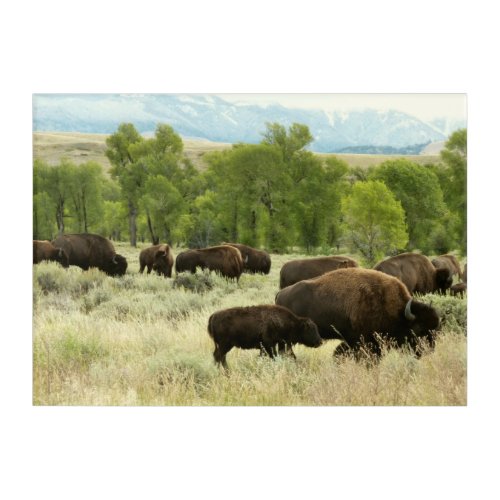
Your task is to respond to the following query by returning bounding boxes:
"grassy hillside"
[33,131,442,171]
[33,245,467,406]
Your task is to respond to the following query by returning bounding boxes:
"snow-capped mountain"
[32,94,465,153]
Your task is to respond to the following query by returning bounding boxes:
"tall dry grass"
[32,246,467,406]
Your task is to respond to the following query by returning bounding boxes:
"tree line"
[33,122,467,264]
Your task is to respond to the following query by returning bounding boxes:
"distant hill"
[420,141,446,155]
[32,94,464,153]
[32,132,444,172]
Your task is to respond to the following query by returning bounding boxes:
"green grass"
[32,247,467,406]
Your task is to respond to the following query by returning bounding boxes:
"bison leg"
[262,343,276,359]
[333,342,351,357]
[278,341,296,360]
[214,344,230,370]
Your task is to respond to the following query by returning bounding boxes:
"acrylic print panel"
[32,93,467,406]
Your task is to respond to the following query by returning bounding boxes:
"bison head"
[435,268,453,295]
[153,250,170,277]
[404,298,440,347]
[55,247,69,268]
[105,254,128,276]
[297,318,323,348]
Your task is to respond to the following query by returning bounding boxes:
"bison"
[279,255,358,289]
[207,305,323,369]
[139,244,174,277]
[450,282,467,298]
[432,254,463,281]
[374,252,452,295]
[33,240,69,267]
[275,268,440,357]
[175,245,244,281]
[51,233,128,276]
[222,242,271,274]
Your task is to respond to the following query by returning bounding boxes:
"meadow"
[32,244,467,406]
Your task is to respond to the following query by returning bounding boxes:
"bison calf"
[207,305,323,369]
[139,244,174,277]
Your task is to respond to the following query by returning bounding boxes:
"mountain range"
[32,94,466,154]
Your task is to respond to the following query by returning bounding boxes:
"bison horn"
[58,248,63,257]
[405,299,416,322]
[112,256,117,264]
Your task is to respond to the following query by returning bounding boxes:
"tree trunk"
[146,211,159,245]
[129,201,138,247]
[56,198,65,235]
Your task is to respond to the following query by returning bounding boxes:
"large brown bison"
[207,305,323,369]
[279,255,358,289]
[374,252,452,295]
[175,245,244,281]
[432,254,463,281]
[52,233,128,276]
[139,244,174,277]
[275,268,440,356]
[33,240,69,267]
[222,242,271,274]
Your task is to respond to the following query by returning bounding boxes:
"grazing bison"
[275,268,440,356]
[432,254,463,281]
[374,252,452,295]
[51,233,127,276]
[139,244,174,277]
[222,242,271,274]
[279,255,358,289]
[450,282,467,298]
[33,240,69,267]
[207,305,323,369]
[175,245,244,281]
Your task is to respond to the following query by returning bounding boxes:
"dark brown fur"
[139,244,174,277]
[52,233,127,276]
[175,245,244,281]
[207,305,322,369]
[222,243,271,274]
[450,282,467,298]
[432,254,463,280]
[374,252,452,295]
[279,255,358,289]
[33,240,69,267]
[275,268,440,356]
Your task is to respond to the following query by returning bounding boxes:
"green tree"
[68,161,105,233]
[370,159,447,251]
[341,180,409,265]
[105,123,144,246]
[440,128,467,252]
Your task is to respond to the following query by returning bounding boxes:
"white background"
[1,1,498,498]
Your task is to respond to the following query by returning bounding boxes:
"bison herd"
[34,233,466,369]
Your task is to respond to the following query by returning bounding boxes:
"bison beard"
[207,305,322,369]
[275,268,440,357]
